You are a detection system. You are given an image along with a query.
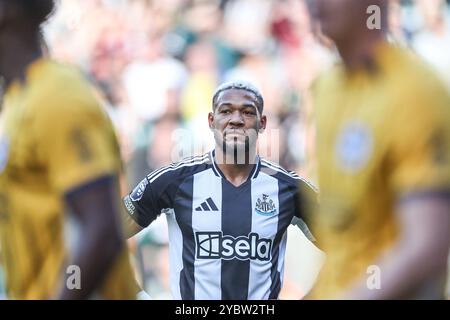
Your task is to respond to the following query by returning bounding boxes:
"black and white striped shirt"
[124,151,316,300]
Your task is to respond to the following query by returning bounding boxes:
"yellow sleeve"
[35,89,121,194]
[389,80,450,194]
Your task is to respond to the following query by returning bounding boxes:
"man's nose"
[229,111,244,126]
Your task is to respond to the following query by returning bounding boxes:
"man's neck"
[0,31,43,88]
[336,33,386,73]
[214,147,258,187]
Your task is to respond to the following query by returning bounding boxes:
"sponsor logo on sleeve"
[130,178,149,202]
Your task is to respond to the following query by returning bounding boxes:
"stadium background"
[1,0,449,299]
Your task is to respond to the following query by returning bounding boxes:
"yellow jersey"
[0,58,136,299]
[308,44,450,298]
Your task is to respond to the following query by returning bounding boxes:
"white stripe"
[147,155,204,181]
[261,160,318,192]
[147,154,208,181]
[166,209,183,300]
[202,201,212,211]
[147,154,208,182]
[192,169,222,300]
[261,159,300,178]
[248,171,279,300]
[261,162,300,180]
[149,156,209,183]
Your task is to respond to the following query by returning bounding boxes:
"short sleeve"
[296,179,319,219]
[388,82,450,194]
[123,168,181,228]
[35,90,121,194]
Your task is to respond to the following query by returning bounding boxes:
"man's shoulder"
[386,48,450,127]
[145,153,213,184]
[28,59,102,117]
[388,46,449,97]
[259,158,317,191]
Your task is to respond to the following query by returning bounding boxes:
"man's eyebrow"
[217,102,257,109]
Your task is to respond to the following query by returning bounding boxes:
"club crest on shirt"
[255,194,277,216]
[130,178,149,202]
[0,136,9,174]
[335,121,373,173]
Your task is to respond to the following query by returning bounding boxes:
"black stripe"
[201,202,210,211]
[176,176,196,300]
[221,181,252,300]
[206,197,218,211]
[269,179,295,299]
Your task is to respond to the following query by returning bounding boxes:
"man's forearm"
[56,225,123,300]
[343,241,447,299]
[59,175,128,299]
[343,198,450,300]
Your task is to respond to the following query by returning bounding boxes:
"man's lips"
[224,130,246,137]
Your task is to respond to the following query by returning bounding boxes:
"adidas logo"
[195,198,219,212]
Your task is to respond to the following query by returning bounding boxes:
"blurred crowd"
[44,0,326,189]
[44,0,450,186]
[31,0,450,299]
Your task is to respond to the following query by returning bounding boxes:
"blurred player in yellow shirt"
[0,0,137,299]
[304,0,450,299]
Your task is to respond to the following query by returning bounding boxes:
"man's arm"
[294,181,319,243]
[121,174,172,239]
[123,207,144,238]
[57,175,125,300]
[291,216,316,243]
[344,193,450,299]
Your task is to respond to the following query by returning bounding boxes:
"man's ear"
[259,115,267,133]
[208,112,214,130]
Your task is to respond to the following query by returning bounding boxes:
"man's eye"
[221,110,231,114]
[244,111,256,116]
